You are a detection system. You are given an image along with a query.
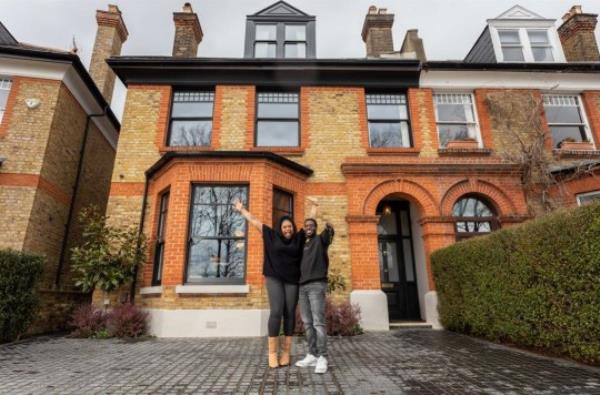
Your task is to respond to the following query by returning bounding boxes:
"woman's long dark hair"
[277,215,297,242]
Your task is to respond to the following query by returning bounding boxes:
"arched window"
[452,196,498,240]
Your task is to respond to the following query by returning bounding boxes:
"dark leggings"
[265,276,299,337]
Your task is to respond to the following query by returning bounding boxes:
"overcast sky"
[2,0,599,120]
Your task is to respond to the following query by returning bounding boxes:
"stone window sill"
[553,149,600,159]
[251,147,304,157]
[175,284,250,295]
[140,286,163,295]
[438,148,492,156]
[159,146,215,154]
[367,147,420,156]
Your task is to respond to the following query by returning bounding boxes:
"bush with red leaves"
[68,304,108,338]
[295,297,362,336]
[106,303,149,338]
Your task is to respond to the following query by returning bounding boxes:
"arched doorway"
[376,198,422,321]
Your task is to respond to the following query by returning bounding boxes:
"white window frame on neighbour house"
[492,27,563,63]
[576,190,600,206]
[433,93,483,148]
[542,94,594,148]
[0,78,12,123]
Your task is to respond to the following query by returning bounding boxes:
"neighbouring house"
[100,1,600,337]
[0,5,126,333]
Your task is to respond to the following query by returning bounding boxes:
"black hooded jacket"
[261,216,305,284]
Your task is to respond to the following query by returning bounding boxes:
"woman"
[233,199,315,368]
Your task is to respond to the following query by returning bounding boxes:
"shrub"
[68,303,148,338]
[0,250,44,343]
[295,297,362,336]
[106,303,149,338]
[68,304,108,338]
[432,201,600,364]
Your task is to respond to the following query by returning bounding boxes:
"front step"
[389,321,432,329]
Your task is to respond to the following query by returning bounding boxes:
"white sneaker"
[314,356,328,374]
[295,354,318,367]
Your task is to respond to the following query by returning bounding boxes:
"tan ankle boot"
[279,336,293,366]
[268,337,279,368]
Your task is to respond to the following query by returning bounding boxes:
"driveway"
[1,330,599,394]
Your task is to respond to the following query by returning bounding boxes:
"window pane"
[550,126,587,147]
[256,24,276,40]
[367,104,408,120]
[577,191,600,206]
[453,197,493,217]
[532,47,554,62]
[273,190,292,212]
[438,124,477,147]
[254,42,276,58]
[172,101,213,118]
[193,186,247,205]
[402,239,414,282]
[154,243,164,282]
[502,47,524,61]
[377,212,398,235]
[256,121,299,146]
[436,103,468,122]
[369,121,410,148]
[258,102,298,118]
[284,43,306,58]
[544,105,583,124]
[187,239,245,281]
[528,30,549,44]
[0,88,9,110]
[285,25,306,40]
[379,242,399,282]
[499,30,521,44]
[399,210,411,237]
[169,120,212,146]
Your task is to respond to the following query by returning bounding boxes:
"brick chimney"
[362,6,395,58]
[558,5,599,61]
[172,2,203,57]
[89,4,128,104]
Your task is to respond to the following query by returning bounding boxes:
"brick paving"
[1,329,599,394]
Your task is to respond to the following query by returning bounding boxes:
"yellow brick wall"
[217,86,253,150]
[0,187,37,250]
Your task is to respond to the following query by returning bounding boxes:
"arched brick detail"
[440,179,517,216]
[363,179,439,217]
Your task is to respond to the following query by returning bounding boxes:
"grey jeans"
[299,281,327,357]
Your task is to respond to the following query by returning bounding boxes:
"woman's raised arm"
[232,199,263,232]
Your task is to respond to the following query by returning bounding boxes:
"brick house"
[102,2,600,337]
[0,6,127,332]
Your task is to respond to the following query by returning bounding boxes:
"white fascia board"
[421,70,600,92]
[0,56,118,149]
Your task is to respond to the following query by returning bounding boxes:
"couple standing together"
[233,198,333,374]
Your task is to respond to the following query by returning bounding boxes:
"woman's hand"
[232,199,244,212]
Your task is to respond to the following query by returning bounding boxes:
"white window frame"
[576,190,600,206]
[0,78,12,123]
[527,29,554,62]
[490,24,564,63]
[498,29,525,62]
[433,92,483,148]
[542,93,595,148]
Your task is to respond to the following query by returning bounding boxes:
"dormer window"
[245,1,316,59]
[464,6,565,64]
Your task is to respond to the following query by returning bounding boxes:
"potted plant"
[559,137,594,151]
[446,137,479,150]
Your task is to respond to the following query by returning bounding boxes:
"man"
[295,208,334,374]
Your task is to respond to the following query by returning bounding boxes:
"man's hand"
[232,199,244,212]
[307,196,319,206]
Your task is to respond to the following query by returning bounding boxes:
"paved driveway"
[1,330,599,394]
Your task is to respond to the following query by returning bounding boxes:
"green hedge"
[432,202,600,364]
[0,249,44,343]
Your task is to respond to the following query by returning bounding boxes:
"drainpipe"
[129,172,150,304]
[55,106,108,288]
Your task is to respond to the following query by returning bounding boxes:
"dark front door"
[377,201,420,320]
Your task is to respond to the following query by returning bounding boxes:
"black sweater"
[262,224,305,284]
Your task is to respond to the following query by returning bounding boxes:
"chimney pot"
[558,5,599,61]
[362,6,395,57]
[172,2,203,57]
[89,4,128,103]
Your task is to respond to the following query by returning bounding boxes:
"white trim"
[175,284,250,294]
[146,308,269,337]
[0,56,118,149]
[432,92,483,148]
[420,70,600,92]
[576,190,600,206]
[488,21,565,63]
[350,290,389,331]
[140,286,162,295]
